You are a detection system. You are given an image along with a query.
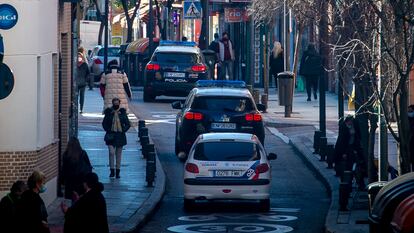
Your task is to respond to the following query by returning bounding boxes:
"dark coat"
[299,48,322,77]
[334,119,364,172]
[269,52,284,78]
[64,183,109,233]
[77,62,90,88]
[0,193,21,233]
[102,107,130,147]
[62,150,92,199]
[17,190,49,233]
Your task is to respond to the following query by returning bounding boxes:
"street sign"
[0,4,18,30]
[0,63,14,100]
[183,1,202,19]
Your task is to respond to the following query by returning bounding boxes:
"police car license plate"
[215,170,244,177]
[211,123,236,130]
[164,72,186,78]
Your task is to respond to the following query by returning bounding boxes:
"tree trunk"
[126,20,134,43]
[398,80,411,174]
[98,21,104,45]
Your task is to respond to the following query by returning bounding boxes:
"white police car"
[183,132,277,211]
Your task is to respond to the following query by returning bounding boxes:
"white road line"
[267,127,290,144]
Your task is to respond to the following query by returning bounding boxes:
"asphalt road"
[131,94,330,233]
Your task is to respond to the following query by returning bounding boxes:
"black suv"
[172,81,266,159]
[143,41,209,102]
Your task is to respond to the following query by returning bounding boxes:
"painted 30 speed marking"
[167,223,293,233]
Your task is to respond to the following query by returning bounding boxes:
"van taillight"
[255,163,269,174]
[245,114,262,121]
[184,112,203,120]
[146,63,160,71]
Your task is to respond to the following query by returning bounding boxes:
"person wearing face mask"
[218,32,235,80]
[102,98,131,178]
[61,172,109,233]
[334,115,366,190]
[17,170,50,233]
[100,60,132,113]
[0,180,27,233]
[408,105,414,170]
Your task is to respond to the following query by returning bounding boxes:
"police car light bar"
[195,80,246,88]
[159,40,197,47]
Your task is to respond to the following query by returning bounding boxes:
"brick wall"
[0,143,58,191]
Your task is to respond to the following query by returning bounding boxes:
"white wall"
[0,0,58,151]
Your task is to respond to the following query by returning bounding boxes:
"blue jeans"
[219,60,234,80]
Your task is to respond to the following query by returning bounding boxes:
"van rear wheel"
[184,198,195,211]
[259,199,270,212]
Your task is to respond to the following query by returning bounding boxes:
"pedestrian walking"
[100,60,132,113]
[269,41,284,88]
[209,33,221,79]
[408,104,414,170]
[334,115,366,190]
[218,32,235,80]
[17,170,50,233]
[0,181,27,233]
[77,47,90,113]
[61,137,92,201]
[299,44,322,101]
[102,98,131,178]
[61,172,109,233]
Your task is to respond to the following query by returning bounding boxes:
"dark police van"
[143,41,209,102]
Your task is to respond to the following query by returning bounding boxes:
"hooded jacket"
[100,66,132,112]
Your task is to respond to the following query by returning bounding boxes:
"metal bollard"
[143,143,155,160]
[146,151,156,187]
[319,137,328,161]
[140,136,149,148]
[139,127,148,139]
[261,94,268,112]
[339,182,350,211]
[138,120,146,130]
[313,131,322,154]
[326,144,335,169]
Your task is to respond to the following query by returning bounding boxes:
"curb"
[265,121,338,233]
[118,154,166,233]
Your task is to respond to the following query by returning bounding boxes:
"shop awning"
[125,37,160,54]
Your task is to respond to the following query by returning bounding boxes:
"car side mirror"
[268,153,277,160]
[257,104,266,112]
[172,101,182,110]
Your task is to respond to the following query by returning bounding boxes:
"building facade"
[0,0,72,206]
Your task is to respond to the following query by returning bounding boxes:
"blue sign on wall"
[0,4,18,30]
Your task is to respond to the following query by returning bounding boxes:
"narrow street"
[131,91,330,233]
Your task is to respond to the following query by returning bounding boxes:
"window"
[192,96,254,112]
[152,52,200,63]
[194,141,261,161]
[98,47,120,57]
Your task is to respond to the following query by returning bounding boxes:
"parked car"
[90,45,121,82]
[143,41,209,102]
[183,132,277,211]
[172,80,266,160]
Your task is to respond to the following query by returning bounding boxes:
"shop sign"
[0,4,18,30]
[231,0,252,2]
[224,8,248,23]
[209,0,230,3]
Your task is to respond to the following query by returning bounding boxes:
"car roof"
[199,133,257,142]
[193,88,252,98]
[155,46,200,54]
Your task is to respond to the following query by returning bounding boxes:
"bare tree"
[116,0,141,43]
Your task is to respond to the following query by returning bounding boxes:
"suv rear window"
[191,96,254,112]
[152,52,200,63]
[194,141,261,161]
[98,47,120,57]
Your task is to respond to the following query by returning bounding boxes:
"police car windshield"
[98,47,120,57]
[191,96,254,112]
[194,142,261,161]
[153,52,199,63]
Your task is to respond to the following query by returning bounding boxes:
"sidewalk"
[262,88,399,233]
[47,89,165,233]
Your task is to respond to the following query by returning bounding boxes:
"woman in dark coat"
[18,171,50,233]
[62,172,109,233]
[269,41,284,88]
[61,137,92,200]
[299,44,322,101]
[334,115,366,189]
[102,97,130,178]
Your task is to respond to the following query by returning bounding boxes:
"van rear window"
[194,142,261,161]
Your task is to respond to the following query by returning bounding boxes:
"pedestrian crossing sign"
[183,0,202,19]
